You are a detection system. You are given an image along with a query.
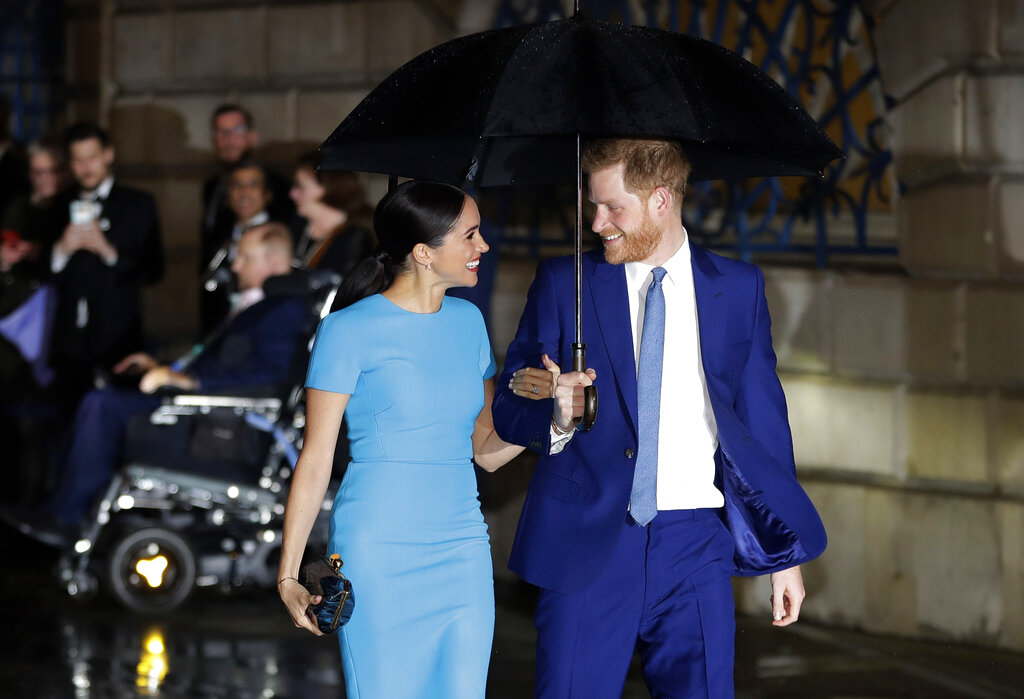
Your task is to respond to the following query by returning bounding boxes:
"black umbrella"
[320,11,843,430]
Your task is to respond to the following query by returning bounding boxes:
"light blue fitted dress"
[305,293,497,699]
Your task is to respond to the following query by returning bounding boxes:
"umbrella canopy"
[320,13,843,186]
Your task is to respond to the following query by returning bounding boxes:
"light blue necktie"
[630,267,667,526]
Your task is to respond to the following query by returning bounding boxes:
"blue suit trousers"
[46,387,160,524]
[534,509,736,698]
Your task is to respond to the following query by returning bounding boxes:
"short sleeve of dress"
[478,313,497,380]
[306,312,361,394]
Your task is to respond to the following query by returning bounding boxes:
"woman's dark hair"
[295,150,373,224]
[332,180,467,311]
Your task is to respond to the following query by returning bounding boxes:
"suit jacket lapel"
[691,242,726,378]
[589,257,638,438]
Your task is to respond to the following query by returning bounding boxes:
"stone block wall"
[721,265,1024,649]
[734,0,1024,651]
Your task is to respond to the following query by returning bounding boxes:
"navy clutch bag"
[304,553,355,635]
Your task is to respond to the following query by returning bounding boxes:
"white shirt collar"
[82,176,114,201]
[623,230,692,290]
[233,211,270,240]
[230,287,265,314]
[246,211,270,227]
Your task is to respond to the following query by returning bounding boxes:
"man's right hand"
[545,353,596,433]
[113,352,158,375]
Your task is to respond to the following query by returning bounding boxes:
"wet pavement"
[2,529,1023,698]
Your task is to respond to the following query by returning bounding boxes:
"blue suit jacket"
[493,244,826,594]
[190,293,309,393]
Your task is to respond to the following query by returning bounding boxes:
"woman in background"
[1,138,66,503]
[1,139,65,279]
[289,151,375,279]
[1,138,66,390]
[277,180,553,698]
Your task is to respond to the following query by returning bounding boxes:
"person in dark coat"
[0,139,67,505]
[200,105,293,287]
[0,94,30,222]
[199,161,280,334]
[289,151,375,279]
[47,121,164,410]
[1,139,65,399]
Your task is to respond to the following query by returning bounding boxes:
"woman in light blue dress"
[277,181,554,698]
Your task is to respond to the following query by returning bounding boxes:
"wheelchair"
[57,268,342,614]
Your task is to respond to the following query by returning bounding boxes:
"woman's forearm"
[278,388,349,581]
[473,428,526,472]
[278,448,334,580]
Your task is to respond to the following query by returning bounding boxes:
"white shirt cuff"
[51,248,70,273]
[549,423,574,455]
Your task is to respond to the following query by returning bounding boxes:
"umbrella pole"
[572,132,598,431]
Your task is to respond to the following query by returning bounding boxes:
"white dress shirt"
[229,286,265,316]
[551,237,724,510]
[228,211,270,261]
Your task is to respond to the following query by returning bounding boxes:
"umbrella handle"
[571,343,598,432]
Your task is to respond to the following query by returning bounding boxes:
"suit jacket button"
[624,448,635,459]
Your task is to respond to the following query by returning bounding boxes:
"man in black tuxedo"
[48,121,164,409]
[40,223,309,527]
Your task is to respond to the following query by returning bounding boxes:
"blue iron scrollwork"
[492,0,896,266]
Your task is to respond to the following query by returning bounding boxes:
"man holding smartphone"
[49,121,164,410]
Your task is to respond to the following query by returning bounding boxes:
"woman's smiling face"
[428,196,488,288]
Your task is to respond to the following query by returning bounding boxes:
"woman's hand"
[508,359,557,400]
[278,577,324,636]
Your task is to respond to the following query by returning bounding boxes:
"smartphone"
[70,200,99,225]
[1,229,23,246]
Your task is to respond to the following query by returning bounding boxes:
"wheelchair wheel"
[107,527,196,613]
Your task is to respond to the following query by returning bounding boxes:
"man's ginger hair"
[581,138,691,209]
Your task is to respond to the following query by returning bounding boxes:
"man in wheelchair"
[46,222,305,524]
[2,222,337,611]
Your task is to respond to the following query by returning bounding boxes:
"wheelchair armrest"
[169,394,282,411]
[148,394,282,425]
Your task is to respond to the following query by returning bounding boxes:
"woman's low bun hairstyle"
[332,180,467,311]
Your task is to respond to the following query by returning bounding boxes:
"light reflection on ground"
[2,531,1022,698]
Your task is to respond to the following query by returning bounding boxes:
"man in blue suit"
[494,139,826,698]
[43,223,307,526]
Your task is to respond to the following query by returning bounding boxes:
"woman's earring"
[427,263,432,271]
